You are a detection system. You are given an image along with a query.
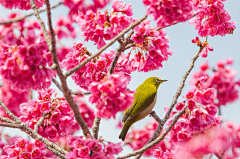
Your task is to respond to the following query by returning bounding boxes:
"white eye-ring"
[155,78,160,83]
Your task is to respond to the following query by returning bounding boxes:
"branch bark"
[0,2,63,25]
[30,0,91,137]
[117,40,206,158]
[64,15,148,77]
[34,113,46,133]
[0,101,67,158]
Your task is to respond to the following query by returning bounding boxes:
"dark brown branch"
[149,111,162,124]
[34,113,46,133]
[0,2,63,25]
[64,15,148,77]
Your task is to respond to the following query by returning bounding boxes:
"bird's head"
[144,77,167,89]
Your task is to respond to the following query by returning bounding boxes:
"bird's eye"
[155,78,160,83]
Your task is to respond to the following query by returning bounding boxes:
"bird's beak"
[161,80,168,82]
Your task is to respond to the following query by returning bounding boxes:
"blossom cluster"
[125,120,170,157]
[130,19,173,72]
[0,134,18,156]
[66,136,123,159]
[0,37,55,91]
[174,123,240,159]
[0,82,29,117]
[190,0,236,37]
[167,76,220,143]
[191,59,239,106]
[62,41,131,90]
[1,138,55,159]
[192,36,213,58]
[153,147,175,159]
[143,0,194,28]
[89,73,135,119]
[0,12,41,46]
[19,89,82,140]
[75,0,134,49]
[74,94,95,127]
[55,16,77,40]
[0,0,45,10]
[62,0,111,21]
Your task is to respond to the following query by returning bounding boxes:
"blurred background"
[0,0,239,158]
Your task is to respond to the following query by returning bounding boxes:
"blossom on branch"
[190,0,236,37]
[0,0,45,10]
[130,19,173,72]
[66,136,122,159]
[89,73,135,119]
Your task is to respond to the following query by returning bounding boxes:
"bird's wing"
[122,84,156,123]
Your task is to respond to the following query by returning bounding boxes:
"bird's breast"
[137,92,157,121]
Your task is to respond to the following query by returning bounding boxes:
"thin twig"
[92,117,101,139]
[52,78,63,91]
[118,106,187,159]
[149,111,162,124]
[0,101,67,158]
[34,113,46,133]
[71,91,91,95]
[118,39,207,158]
[64,15,148,77]
[0,116,15,123]
[0,101,21,123]
[0,2,63,25]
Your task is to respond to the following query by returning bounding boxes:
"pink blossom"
[202,88,216,103]
[112,0,133,16]
[143,0,193,28]
[0,0,45,10]
[190,0,236,37]
[153,147,163,158]
[176,101,185,111]
[89,73,135,119]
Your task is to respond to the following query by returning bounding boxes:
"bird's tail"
[119,122,131,141]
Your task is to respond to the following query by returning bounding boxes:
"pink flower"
[186,91,194,99]
[202,88,216,103]
[78,147,89,157]
[153,147,163,158]
[40,102,50,113]
[193,90,203,103]
[112,0,133,16]
[199,42,213,58]
[187,99,196,111]
[45,126,58,138]
[31,148,41,158]
[176,101,185,111]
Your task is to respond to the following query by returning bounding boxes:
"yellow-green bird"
[119,77,167,141]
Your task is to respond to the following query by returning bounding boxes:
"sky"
[0,0,240,158]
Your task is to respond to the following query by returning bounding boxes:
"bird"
[119,77,167,141]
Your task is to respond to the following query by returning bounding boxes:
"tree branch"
[0,116,15,123]
[92,117,101,139]
[118,106,187,159]
[118,41,206,158]
[30,0,91,137]
[0,101,21,123]
[34,113,46,133]
[0,100,67,158]
[64,15,148,77]
[0,2,63,25]
[149,111,162,124]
